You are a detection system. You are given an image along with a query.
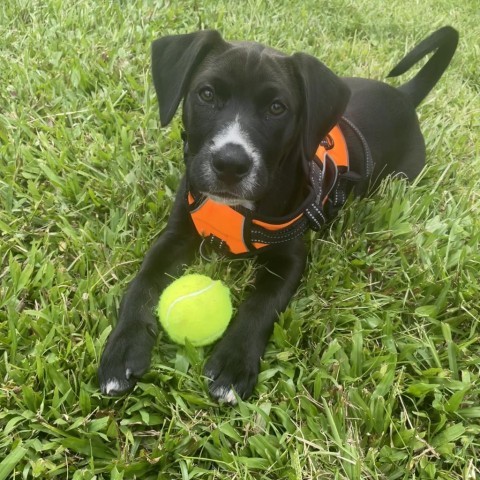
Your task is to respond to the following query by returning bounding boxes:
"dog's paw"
[204,342,260,404]
[98,323,157,396]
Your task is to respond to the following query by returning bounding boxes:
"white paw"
[211,386,238,405]
[100,374,131,396]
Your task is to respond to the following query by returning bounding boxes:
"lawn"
[1,0,479,478]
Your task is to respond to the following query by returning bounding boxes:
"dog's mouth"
[203,191,255,210]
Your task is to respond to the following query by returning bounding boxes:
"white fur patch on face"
[210,116,261,168]
[199,115,264,207]
[206,193,255,210]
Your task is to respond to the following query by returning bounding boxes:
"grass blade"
[0,446,27,480]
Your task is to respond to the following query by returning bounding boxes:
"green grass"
[1,0,479,478]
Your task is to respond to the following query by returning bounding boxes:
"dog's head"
[152,30,350,211]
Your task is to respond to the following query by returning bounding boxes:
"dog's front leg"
[98,182,199,395]
[205,237,307,403]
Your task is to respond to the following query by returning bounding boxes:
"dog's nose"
[211,143,252,184]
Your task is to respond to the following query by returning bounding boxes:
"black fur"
[98,26,458,402]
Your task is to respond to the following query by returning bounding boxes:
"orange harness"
[187,118,372,256]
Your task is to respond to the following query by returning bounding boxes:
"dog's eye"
[269,101,286,116]
[198,87,215,103]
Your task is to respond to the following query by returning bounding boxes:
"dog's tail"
[388,26,458,108]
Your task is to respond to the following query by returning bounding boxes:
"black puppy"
[98,26,458,403]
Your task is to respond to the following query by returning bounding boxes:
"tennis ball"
[157,274,232,346]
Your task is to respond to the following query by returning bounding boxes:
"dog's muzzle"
[211,143,252,185]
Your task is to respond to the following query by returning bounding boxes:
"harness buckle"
[199,234,230,260]
[320,134,335,150]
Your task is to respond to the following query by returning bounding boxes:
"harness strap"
[250,215,309,245]
[340,116,374,178]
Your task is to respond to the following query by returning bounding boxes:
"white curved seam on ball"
[165,281,215,327]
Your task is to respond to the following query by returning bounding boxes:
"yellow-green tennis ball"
[157,274,232,346]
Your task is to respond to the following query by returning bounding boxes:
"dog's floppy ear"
[151,30,226,127]
[292,53,351,159]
